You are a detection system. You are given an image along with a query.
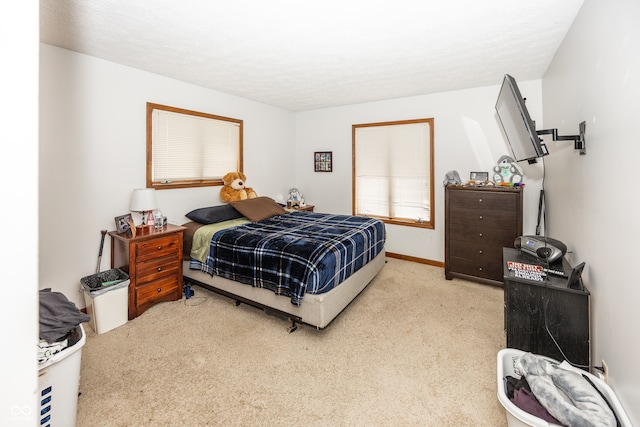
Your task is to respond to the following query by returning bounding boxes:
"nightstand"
[291,205,314,212]
[109,224,186,320]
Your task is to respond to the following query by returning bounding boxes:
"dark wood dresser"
[445,185,523,286]
[110,224,186,319]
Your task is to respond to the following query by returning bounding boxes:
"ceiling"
[40,0,584,112]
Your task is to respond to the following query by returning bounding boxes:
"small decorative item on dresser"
[469,171,489,182]
[314,151,332,172]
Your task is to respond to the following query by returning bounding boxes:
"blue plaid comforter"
[191,211,385,306]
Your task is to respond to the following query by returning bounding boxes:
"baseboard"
[385,252,444,267]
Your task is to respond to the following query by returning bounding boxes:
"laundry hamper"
[38,324,86,426]
[497,348,632,427]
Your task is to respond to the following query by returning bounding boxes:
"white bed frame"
[182,249,385,331]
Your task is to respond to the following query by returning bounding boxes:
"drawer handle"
[478,198,483,203]
[157,288,162,293]
[479,215,483,220]
[478,250,483,254]
[479,233,483,237]
[157,245,163,250]
[478,267,483,271]
[157,267,162,272]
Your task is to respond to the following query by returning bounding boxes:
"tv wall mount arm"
[537,121,587,155]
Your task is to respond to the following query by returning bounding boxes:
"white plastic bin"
[81,269,130,334]
[497,348,632,427]
[38,324,86,427]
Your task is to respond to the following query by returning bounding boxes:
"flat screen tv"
[495,74,548,163]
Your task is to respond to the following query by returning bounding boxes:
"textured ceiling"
[40,0,584,112]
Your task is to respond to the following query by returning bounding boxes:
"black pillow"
[185,204,244,224]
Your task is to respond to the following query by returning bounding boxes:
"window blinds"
[152,109,240,183]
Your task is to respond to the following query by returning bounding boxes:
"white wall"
[39,44,297,308]
[541,0,639,422]
[295,83,545,261]
[0,1,39,423]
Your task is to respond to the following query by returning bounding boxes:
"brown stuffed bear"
[220,171,257,203]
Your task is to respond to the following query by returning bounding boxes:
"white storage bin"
[81,269,130,334]
[497,348,632,427]
[38,324,86,427]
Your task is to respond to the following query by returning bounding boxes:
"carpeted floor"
[76,257,508,426]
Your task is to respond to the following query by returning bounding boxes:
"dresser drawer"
[135,235,180,262]
[135,275,180,308]
[448,256,504,282]
[136,254,180,284]
[448,190,518,212]
[448,206,517,227]
[448,240,504,262]
[448,222,517,246]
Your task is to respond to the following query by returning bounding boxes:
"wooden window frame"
[146,102,243,190]
[352,118,435,229]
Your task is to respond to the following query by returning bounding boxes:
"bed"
[181,197,386,331]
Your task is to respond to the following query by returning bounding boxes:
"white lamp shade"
[130,188,157,212]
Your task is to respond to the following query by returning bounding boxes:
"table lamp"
[130,188,157,229]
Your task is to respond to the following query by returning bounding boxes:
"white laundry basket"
[497,348,632,427]
[38,324,86,427]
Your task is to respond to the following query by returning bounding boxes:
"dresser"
[445,185,523,286]
[110,224,186,319]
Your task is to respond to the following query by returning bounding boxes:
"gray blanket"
[516,352,615,427]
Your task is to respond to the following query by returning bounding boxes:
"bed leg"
[287,318,298,333]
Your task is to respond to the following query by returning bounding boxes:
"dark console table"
[503,247,590,369]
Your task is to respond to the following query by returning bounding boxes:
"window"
[353,118,434,229]
[147,103,243,189]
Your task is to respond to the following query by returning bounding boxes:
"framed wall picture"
[314,151,332,172]
[115,213,133,234]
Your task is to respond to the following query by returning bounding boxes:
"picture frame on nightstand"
[115,214,133,234]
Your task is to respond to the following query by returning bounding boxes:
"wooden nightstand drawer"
[136,254,180,284]
[135,235,180,262]
[135,276,180,310]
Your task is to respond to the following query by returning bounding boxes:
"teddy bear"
[493,155,523,184]
[220,171,257,203]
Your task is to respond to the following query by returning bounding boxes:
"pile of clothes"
[39,289,90,363]
[504,352,618,427]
